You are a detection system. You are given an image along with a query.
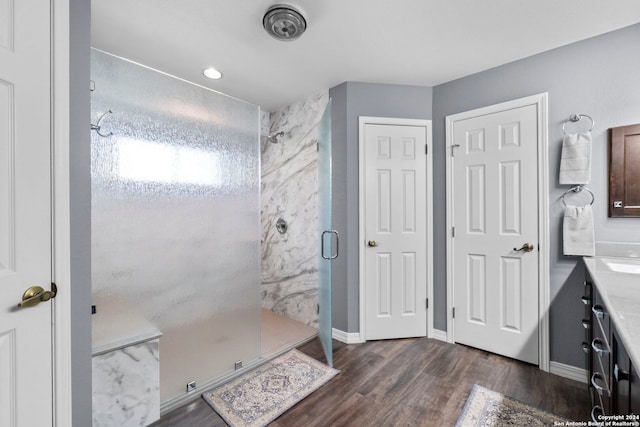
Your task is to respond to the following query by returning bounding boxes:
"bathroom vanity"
[582,244,640,421]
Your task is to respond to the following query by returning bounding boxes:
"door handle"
[18,284,57,308]
[367,240,378,247]
[321,230,339,260]
[513,243,534,252]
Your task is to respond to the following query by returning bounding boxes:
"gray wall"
[70,0,93,424]
[329,82,434,332]
[432,23,640,367]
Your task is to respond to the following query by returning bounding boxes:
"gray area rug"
[456,384,569,426]
[203,349,339,427]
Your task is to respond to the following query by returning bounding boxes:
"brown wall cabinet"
[609,123,640,217]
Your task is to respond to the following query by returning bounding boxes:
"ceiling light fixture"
[203,67,223,80]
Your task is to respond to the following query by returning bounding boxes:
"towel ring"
[562,114,595,135]
[562,185,594,207]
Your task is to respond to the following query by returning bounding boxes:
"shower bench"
[92,295,163,427]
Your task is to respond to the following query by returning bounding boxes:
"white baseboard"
[332,328,364,344]
[549,361,588,384]
[333,328,449,344]
[429,328,448,342]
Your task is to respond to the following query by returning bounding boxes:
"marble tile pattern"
[261,91,329,327]
[92,340,161,427]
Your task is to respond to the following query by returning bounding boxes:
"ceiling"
[91,1,640,112]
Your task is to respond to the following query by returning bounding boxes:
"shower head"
[263,4,307,41]
[267,131,284,143]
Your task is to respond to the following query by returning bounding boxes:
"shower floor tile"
[261,309,317,359]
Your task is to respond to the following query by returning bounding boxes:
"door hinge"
[426,298,429,309]
[425,144,428,155]
[452,226,455,238]
[452,307,456,318]
[451,144,460,157]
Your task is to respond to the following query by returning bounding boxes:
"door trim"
[52,1,74,425]
[445,93,550,371]
[358,117,434,341]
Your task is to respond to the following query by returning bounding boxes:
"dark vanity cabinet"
[585,270,640,420]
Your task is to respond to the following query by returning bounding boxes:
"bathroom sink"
[601,258,640,275]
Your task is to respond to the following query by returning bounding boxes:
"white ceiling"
[91,1,640,112]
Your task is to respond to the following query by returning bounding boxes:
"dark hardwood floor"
[151,337,591,426]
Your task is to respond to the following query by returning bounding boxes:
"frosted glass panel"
[318,100,332,366]
[90,49,261,402]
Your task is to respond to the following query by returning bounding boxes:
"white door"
[451,104,539,364]
[363,123,428,340]
[0,1,54,426]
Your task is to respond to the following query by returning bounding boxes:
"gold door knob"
[513,243,534,253]
[367,240,378,247]
[18,284,57,308]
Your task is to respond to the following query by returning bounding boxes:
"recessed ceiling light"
[203,67,222,80]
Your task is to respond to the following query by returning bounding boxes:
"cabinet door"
[609,123,640,217]
[612,328,631,414]
[631,364,640,414]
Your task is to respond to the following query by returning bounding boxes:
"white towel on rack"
[559,131,592,184]
[563,205,595,256]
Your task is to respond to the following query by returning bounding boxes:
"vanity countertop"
[583,254,640,369]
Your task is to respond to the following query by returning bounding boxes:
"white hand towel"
[559,132,592,184]
[563,205,595,256]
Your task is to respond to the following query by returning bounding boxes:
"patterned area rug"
[456,384,569,426]
[203,349,339,427]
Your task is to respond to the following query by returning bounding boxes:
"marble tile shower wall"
[261,91,329,327]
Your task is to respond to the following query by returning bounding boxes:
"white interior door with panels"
[446,94,549,367]
[359,117,433,341]
[0,1,55,425]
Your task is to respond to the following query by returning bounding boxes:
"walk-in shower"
[90,49,331,425]
[90,49,261,420]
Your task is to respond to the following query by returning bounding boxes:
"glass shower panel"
[318,100,333,366]
[90,49,261,402]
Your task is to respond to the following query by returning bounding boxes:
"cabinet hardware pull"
[591,372,609,396]
[592,305,605,319]
[614,363,631,382]
[591,405,604,422]
[592,338,609,356]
